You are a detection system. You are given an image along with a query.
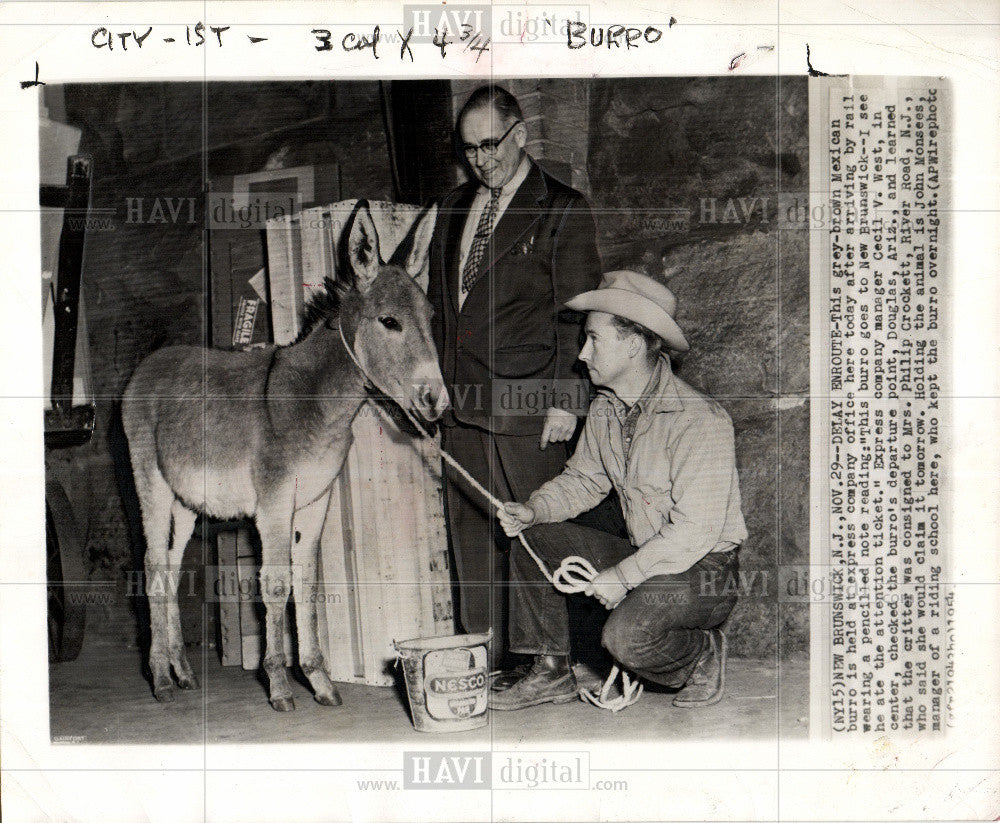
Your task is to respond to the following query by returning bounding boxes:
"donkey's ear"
[348,202,382,293]
[404,203,439,279]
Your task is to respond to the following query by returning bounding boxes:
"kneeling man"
[493,270,748,710]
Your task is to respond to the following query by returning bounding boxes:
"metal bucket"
[394,631,491,732]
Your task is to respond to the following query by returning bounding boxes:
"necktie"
[461,187,502,295]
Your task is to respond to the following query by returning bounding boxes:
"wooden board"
[215,530,243,667]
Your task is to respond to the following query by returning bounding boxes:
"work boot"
[489,655,578,710]
[672,628,726,707]
[490,662,531,692]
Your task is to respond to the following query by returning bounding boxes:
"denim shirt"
[527,357,748,586]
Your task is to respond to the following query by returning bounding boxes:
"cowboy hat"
[565,270,689,352]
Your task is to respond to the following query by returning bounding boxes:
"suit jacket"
[428,160,602,436]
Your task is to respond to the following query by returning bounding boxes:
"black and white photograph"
[2,2,998,822]
[39,75,809,744]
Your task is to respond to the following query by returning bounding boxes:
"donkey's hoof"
[177,675,200,690]
[153,687,175,703]
[270,696,296,712]
[315,688,343,707]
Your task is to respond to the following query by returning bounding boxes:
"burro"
[565,21,663,49]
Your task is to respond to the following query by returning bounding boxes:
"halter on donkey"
[122,202,447,711]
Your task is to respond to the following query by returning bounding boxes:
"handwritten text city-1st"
[89,20,669,61]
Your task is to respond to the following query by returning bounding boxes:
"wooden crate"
[265,201,453,686]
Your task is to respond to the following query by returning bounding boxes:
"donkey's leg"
[290,493,342,707]
[256,501,296,711]
[136,466,178,702]
[167,499,199,690]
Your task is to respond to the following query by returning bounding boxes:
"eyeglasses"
[460,120,521,160]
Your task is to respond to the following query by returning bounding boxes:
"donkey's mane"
[294,277,348,344]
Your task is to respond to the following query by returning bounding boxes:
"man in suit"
[427,85,601,667]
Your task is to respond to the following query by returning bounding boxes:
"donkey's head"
[342,202,449,425]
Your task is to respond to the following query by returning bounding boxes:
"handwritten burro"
[122,202,448,711]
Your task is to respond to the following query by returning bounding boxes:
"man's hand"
[497,502,536,537]
[540,407,577,449]
[584,568,628,610]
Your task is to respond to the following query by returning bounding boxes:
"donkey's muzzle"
[417,382,449,422]
[412,368,450,423]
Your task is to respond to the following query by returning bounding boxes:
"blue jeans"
[509,520,739,687]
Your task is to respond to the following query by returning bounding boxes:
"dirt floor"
[49,603,808,745]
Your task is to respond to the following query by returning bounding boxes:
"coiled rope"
[340,322,643,711]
